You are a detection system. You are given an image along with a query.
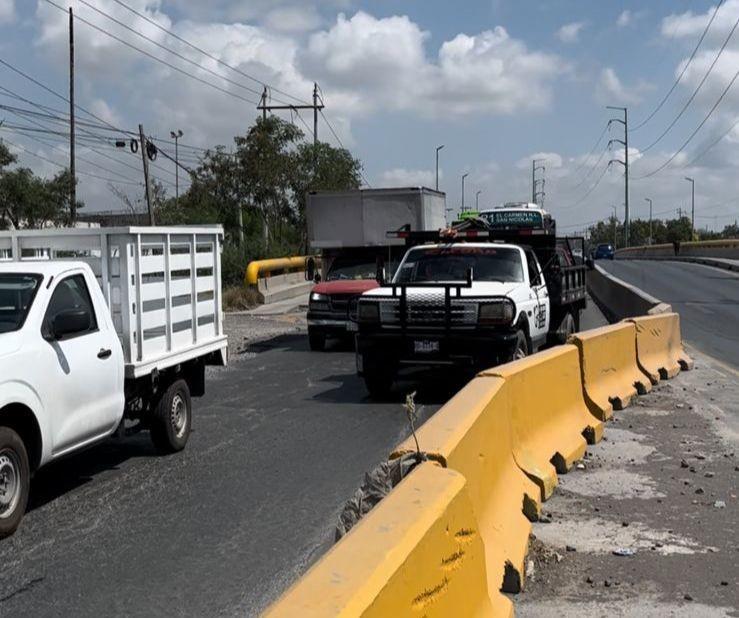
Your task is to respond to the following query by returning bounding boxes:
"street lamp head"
[684,176,693,183]
[437,144,445,152]
[462,172,469,180]
[170,129,183,139]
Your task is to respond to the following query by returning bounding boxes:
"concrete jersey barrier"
[263,461,506,617]
[568,322,652,420]
[627,313,693,384]
[587,264,671,323]
[479,345,603,502]
[392,376,541,595]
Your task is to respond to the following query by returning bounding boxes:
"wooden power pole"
[138,124,155,225]
[69,7,76,224]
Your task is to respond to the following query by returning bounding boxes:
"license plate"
[414,340,440,354]
[346,321,359,332]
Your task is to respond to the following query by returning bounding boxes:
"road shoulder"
[516,348,738,616]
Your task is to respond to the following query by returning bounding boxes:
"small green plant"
[404,391,420,455]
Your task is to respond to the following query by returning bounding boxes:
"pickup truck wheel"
[308,328,326,351]
[511,330,529,361]
[150,379,191,454]
[363,363,394,399]
[0,427,30,539]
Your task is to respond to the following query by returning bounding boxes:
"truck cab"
[307,250,383,351]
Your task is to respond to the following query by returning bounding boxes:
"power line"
[318,109,372,187]
[42,0,259,107]
[633,66,739,179]
[1,135,142,186]
[685,116,739,167]
[639,11,739,153]
[107,0,310,106]
[631,0,725,132]
[569,122,608,178]
[77,0,267,102]
[561,163,611,210]
[569,144,609,191]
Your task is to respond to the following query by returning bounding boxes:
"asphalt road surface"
[0,302,606,617]
[600,260,739,368]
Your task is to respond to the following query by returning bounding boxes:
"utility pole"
[644,197,653,245]
[257,83,324,144]
[532,159,545,205]
[435,144,444,191]
[607,106,629,247]
[684,177,695,239]
[461,172,469,212]
[138,124,155,225]
[69,7,76,224]
[170,129,183,202]
[476,190,482,210]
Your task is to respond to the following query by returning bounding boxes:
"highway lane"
[0,302,606,617]
[600,260,739,368]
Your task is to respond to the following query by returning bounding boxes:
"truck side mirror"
[51,308,91,340]
[305,257,315,282]
[313,273,322,283]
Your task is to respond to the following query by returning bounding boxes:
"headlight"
[357,301,379,322]
[310,292,328,302]
[478,300,515,325]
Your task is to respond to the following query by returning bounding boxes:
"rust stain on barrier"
[412,576,449,610]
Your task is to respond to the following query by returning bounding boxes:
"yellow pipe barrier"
[627,313,693,384]
[392,376,540,595]
[244,256,311,286]
[264,462,506,617]
[568,322,652,421]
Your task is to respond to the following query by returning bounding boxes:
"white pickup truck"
[355,217,586,396]
[0,227,228,537]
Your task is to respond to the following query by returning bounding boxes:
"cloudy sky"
[1,0,739,232]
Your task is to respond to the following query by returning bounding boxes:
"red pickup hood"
[312,280,379,295]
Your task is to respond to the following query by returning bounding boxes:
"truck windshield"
[394,247,524,283]
[0,273,43,334]
[326,257,377,281]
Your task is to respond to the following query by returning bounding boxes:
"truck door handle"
[97,348,112,359]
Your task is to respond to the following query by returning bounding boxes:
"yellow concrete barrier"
[244,256,311,286]
[568,322,652,420]
[263,462,507,617]
[627,313,694,384]
[480,345,603,502]
[392,376,540,595]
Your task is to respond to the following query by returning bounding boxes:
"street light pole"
[644,197,653,245]
[170,129,183,202]
[461,173,469,212]
[684,177,695,238]
[475,190,482,210]
[435,145,444,191]
[611,205,617,248]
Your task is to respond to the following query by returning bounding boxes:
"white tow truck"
[355,205,586,396]
[0,227,227,537]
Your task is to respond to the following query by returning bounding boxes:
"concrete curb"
[586,265,670,324]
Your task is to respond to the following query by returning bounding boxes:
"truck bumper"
[356,329,519,374]
[307,312,355,337]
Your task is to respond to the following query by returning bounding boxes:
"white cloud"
[378,168,436,188]
[263,6,323,33]
[516,152,564,170]
[595,68,650,105]
[0,0,13,23]
[617,10,632,27]
[304,13,567,117]
[556,21,585,43]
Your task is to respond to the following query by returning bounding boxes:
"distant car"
[594,243,615,260]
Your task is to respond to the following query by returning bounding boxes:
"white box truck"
[305,187,446,350]
[0,226,227,537]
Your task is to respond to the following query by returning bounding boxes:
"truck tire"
[363,362,395,399]
[510,330,529,361]
[0,427,30,539]
[308,328,326,351]
[150,379,191,454]
[556,312,577,345]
